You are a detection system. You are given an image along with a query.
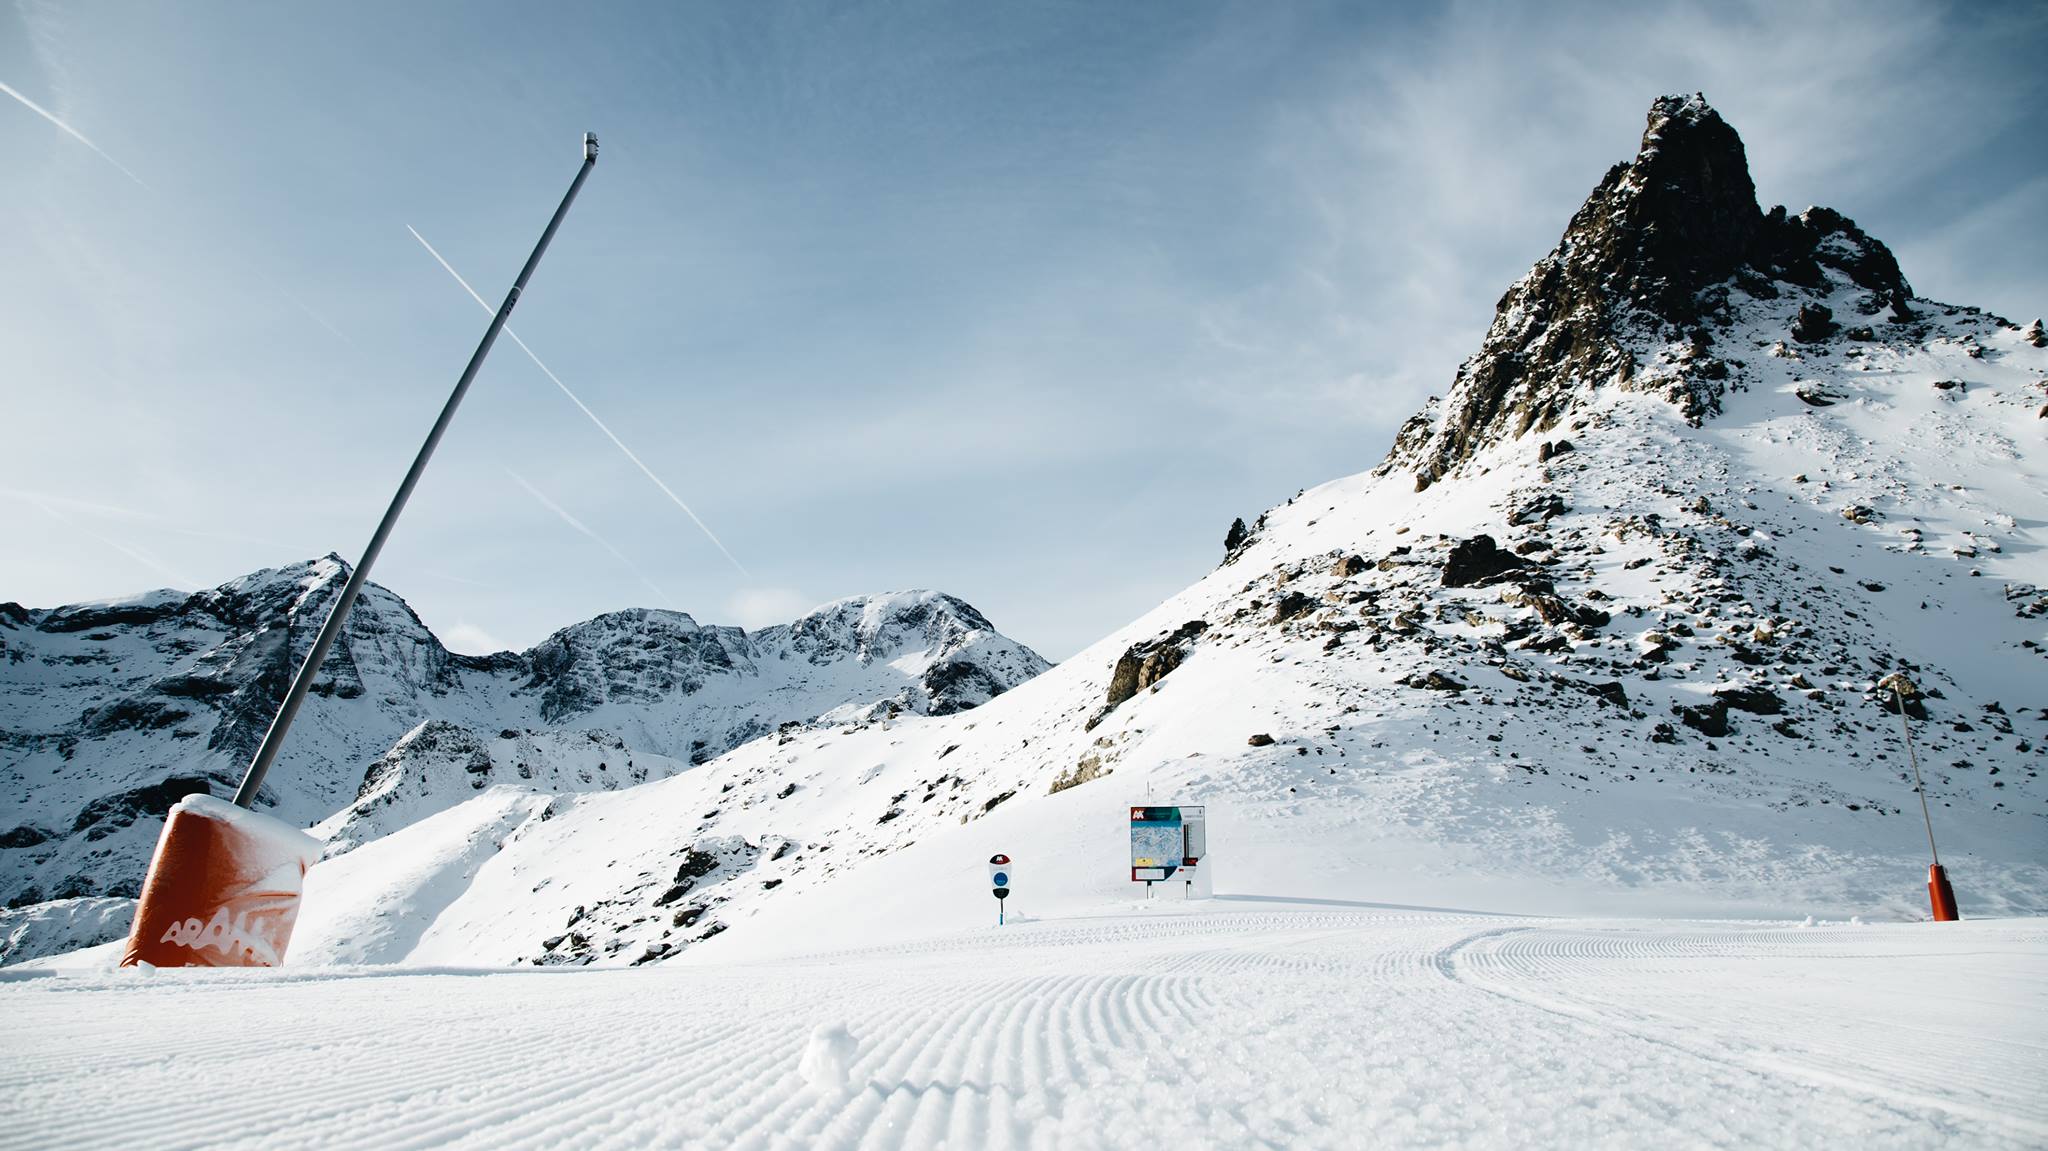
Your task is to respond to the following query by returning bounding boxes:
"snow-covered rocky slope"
[0,560,1047,959]
[269,94,2045,970]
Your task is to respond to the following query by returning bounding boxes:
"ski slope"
[3,909,2041,1149]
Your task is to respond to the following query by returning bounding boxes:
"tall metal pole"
[1894,681,1939,867]
[231,134,599,809]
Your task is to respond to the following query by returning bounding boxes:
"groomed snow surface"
[3,907,2043,1149]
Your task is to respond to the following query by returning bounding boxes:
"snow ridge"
[0,564,1048,936]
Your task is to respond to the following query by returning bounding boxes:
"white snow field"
[3,909,2043,1149]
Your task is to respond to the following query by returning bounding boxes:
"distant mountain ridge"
[0,556,1049,925]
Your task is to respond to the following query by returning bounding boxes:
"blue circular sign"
[991,871,1009,887]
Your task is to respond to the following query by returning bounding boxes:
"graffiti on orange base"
[152,895,298,966]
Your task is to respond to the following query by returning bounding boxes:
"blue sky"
[2,0,2042,659]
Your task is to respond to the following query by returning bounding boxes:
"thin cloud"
[25,499,198,590]
[0,485,316,555]
[405,224,751,576]
[726,587,816,630]
[440,620,510,656]
[0,77,150,188]
[505,468,674,608]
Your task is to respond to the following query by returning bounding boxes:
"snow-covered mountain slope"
[0,560,1048,928]
[277,94,2044,970]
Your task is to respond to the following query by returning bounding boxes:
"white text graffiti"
[157,903,288,965]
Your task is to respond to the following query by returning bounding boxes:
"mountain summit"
[1387,94,1914,482]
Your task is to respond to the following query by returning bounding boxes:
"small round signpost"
[988,854,1012,926]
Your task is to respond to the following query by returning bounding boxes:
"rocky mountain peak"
[1600,93,1761,317]
[1383,93,1914,485]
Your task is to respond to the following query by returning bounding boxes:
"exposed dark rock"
[652,848,724,907]
[0,825,55,849]
[1224,517,1250,558]
[1876,692,1928,721]
[1441,536,1534,589]
[1271,591,1316,624]
[1509,495,1570,526]
[69,775,220,835]
[1247,733,1276,747]
[1507,589,1609,629]
[79,697,193,738]
[1714,685,1784,715]
[1334,554,1368,578]
[1677,699,1730,737]
[1791,303,1836,343]
[1586,681,1629,708]
[921,660,1010,716]
[1402,671,1467,693]
[1104,620,1208,710]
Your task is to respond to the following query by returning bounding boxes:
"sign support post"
[988,854,1012,926]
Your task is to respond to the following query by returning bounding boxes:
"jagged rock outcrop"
[1224,517,1251,559]
[1384,93,1915,483]
[1440,535,1535,589]
[1095,620,1209,725]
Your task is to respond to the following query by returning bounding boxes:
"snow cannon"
[116,136,601,967]
[121,794,320,968]
[1927,864,1960,922]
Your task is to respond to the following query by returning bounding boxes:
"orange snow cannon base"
[121,794,322,968]
[1927,863,1960,923]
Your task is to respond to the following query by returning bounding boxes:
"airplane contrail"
[0,78,150,189]
[4,78,353,349]
[505,468,674,608]
[0,485,317,554]
[282,290,357,349]
[405,224,750,577]
[26,499,198,589]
